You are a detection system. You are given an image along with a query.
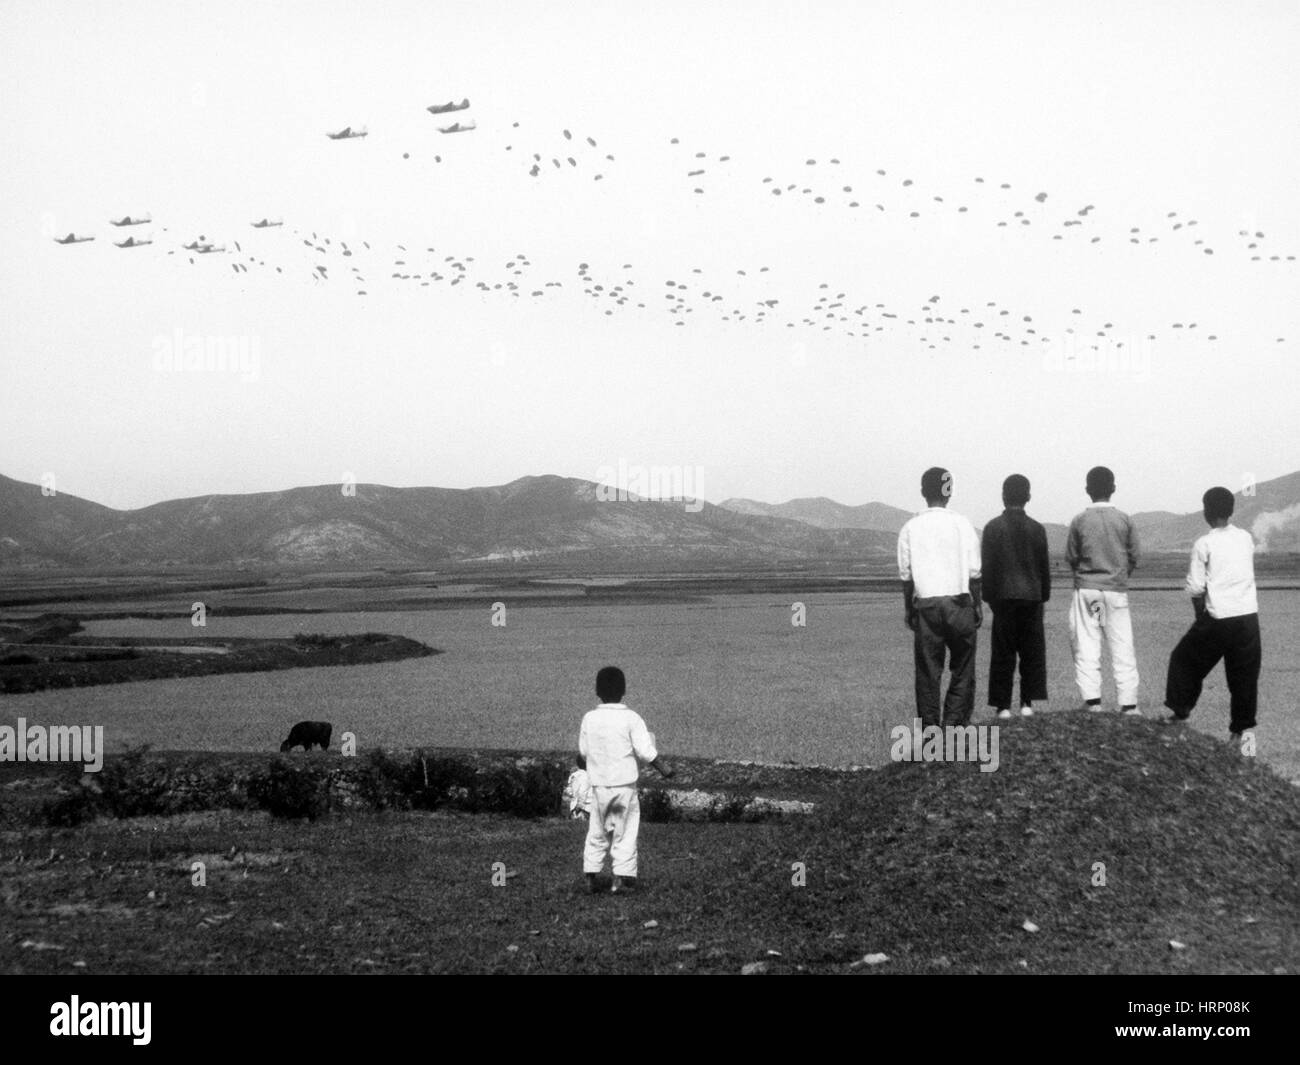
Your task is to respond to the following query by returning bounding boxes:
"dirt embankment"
[0,614,438,694]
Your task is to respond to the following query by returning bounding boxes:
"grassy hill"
[774,712,1298,972]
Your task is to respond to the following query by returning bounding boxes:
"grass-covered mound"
[1,713,1295,974]
[750,712,1300,973]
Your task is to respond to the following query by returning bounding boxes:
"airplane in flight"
[196,244,226,254]
[114,236,152,248]
[437,120,476,134]
[427,98,470,115]
[181,239,214,251]
[54,232,94,244]
[326,126,368,140]
[251,218,283,228]
[109,215,151,227]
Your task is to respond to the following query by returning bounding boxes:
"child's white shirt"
[1187,524,1258,618]
[578,703,659,787]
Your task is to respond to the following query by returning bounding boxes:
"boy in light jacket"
[1065,466,1141,713]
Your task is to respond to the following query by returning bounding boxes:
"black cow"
[280,721,332,752]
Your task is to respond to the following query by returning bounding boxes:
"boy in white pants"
[579,666,673,894]
[1065,466,1141,713]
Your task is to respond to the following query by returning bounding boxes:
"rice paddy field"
[4,578,1298,783]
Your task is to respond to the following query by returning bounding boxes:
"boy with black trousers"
[1164,487,1261,755]
[981,474,1052,718]
[897,466,984,729]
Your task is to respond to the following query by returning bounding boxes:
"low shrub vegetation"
[26,747,791,826]
[249,759,332,821]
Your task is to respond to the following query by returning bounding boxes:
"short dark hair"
[921,467,951,502]
[1002,474,1031,507]
[1086,466,1115,500]
[595,665,626,703]
[1203,486,1235,522]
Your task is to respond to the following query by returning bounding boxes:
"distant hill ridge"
[722,470,1300,554]
[0,473,895,568]
[3,469,1297,568]
[719,496,914,534]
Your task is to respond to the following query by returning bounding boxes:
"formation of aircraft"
[51,107,1295,352]
[53,233,94,244]
[426,98,470,115]
[324,99,477,145]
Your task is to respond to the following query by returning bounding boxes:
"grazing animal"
[280,721,332,752]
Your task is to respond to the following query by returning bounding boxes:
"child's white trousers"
[584,785,640,877]
[1068,588,1140,706]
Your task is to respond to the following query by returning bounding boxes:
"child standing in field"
[579,666,673,894]
[1163,487,1261,755]
[1066,466,1141,714]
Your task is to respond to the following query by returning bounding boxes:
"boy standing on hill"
[579,666,673,894]
[1066,466,1141,714]
[981,474,1052,718]
[897,467,983,729]
[1164,487,1261,755]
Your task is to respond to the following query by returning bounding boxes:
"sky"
[1,0,1297,526]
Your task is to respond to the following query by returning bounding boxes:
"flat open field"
[3,580,1297,782]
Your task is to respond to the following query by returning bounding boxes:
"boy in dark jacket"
[981,474,1052,718]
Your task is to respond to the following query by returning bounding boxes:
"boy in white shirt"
[579,666,674,894]
[897,466,983,728]
[1163,487,1261,752]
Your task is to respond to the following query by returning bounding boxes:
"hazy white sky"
[1,0,1297,524]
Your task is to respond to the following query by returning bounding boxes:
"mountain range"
[0,473,895,568]
[2,470,1297,568]
[723,472,1300,556]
